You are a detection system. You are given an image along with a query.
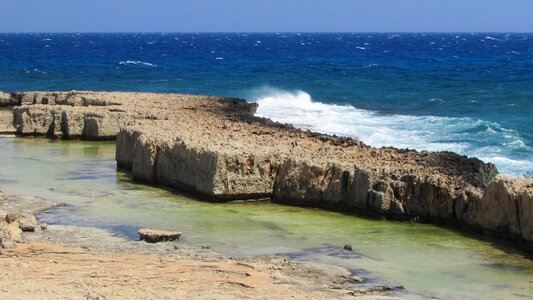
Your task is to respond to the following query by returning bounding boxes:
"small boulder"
[138,228,182,243]
[0,229,15,249]
[5,212,37,232]
[0,219,22,243]
[40,223,48,230]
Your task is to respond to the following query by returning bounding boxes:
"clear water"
[0,137,532,299]
[0,33,531,177]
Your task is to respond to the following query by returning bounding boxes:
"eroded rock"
[5,212,38,232]
[0,91,17,106]
[3,90,532,249]
[0,218,22,242]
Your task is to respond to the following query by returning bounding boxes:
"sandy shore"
[0,191,402,299]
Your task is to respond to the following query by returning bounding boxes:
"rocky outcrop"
[117,125,279,200]
[0,108,15,134]
[138,228,182,243]
[11,104,133,139]
[472,177,533,242]
[0,218,22,244]
[0,91,17,106]
[5,212,38,232]
[2,91,532,249]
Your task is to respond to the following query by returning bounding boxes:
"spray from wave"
[251,87,532,178]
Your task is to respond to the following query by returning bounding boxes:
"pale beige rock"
[0,107,15,134]
[0,91,16,106]
[474,177,533,240]
[5,212,38,232]
[0,229,15,249]
[3,90,532,248]
[0,218,22,242]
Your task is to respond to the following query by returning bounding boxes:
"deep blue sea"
[0,33,531,177]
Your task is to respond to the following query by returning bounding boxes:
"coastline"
[1,90,530,250]
[0,90,532,298]
[0,190,403,299]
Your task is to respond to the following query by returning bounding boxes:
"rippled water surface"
[0,33,531,176]
[0,137,532,299]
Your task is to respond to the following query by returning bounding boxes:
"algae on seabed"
[0,137,532,299]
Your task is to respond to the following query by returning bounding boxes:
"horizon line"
[1,31,532,34]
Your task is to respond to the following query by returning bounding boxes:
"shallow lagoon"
[0,137,532,299]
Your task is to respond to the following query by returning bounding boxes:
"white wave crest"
[251,87,531,177]
[118,60,157,67]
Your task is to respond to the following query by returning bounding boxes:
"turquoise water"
[0,33,531,177]
[0,137,532,299]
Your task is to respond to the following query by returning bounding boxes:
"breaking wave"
[251,87,532,177]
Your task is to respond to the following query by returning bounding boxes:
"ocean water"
[0,33,531,177]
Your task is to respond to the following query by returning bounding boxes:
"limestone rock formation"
[138,228,182,243]
[0,218,22,243]
[0,91,17,106]
[2,91,532,249]
[473,177,533,241]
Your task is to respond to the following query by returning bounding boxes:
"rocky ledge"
[1,91,532,249]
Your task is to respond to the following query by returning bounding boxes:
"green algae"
[0,137,532,299]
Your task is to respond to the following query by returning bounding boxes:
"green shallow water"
[1,137,532,299]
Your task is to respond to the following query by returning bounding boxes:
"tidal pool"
[0,137,532,299]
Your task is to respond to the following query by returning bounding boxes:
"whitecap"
[249,87,531,177]
[118,60,157,67]
[485,36,499,41]
[356,46,366,50]
[428,98,445,103]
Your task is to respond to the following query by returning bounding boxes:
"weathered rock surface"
[0,108,15,134]
[0,191,59,245]
[0,218,22,243]
[3,91,533,249]
[138,228,182,243]
[5,212,38,232]
[0,228,15,249]
[0,91,17,106]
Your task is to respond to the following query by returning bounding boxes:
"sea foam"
[252,87,531,177]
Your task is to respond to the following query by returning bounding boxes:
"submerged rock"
[5,212,37,232]
[138,228,182,243]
